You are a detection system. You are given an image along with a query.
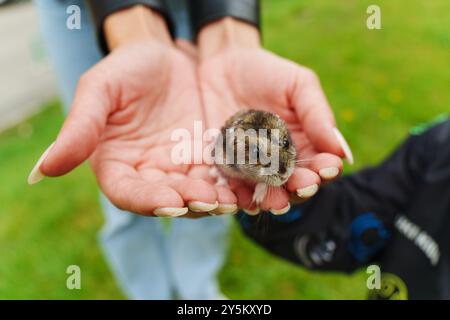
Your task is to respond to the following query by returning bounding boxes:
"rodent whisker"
[295,158,313,168]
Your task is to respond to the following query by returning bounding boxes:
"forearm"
[87,1,172,52]
[104,5,171,50]
[197,17,260,59]
[190,0,261,59]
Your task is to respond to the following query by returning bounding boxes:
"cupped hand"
[199,46,353,214]
[31,42,237,217]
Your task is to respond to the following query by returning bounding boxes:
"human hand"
[28,8,238,217]
[197,18,353,215]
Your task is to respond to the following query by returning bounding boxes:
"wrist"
[104,5,171,50]
[198,17,260,59]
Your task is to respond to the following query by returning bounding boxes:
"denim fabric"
[34,0,230,299]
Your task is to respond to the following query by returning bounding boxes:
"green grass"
[0,0,449,299]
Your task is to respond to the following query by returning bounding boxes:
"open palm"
[40,42,236,217]
[199,47,351,213]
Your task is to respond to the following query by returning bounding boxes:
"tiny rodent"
[214,110,297,188]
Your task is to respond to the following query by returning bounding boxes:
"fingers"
[210,185,238,215]
[308,153,343,181]
[260,187,290,215]
[286,168,320,199]
[40,69,112,178]
[232,183,259,215]
[333,127,354,165]
[188,165,238,215]
[102,163,237,217]
[157,179,238,217]
[228,179,256,214]
[188,165,215,183]
[285,153,343,204]
[97,162,186,216]
[229,179,290,216]
[169,178,219,213]
[143,165,223,215]
[232,152,342,216]
[291,67,353,163]
[290,152,342,192]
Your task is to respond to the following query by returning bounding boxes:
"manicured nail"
[210,203,238,215]
[333,128,354,165]
[27,142,55,185]
[270,203,291,215]
[296,184,319,199]
[188,201,219,212]
[319,167,340,180]
[243,208,260,216]
[154,207,189,217]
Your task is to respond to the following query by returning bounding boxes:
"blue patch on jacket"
[347,212,390,262]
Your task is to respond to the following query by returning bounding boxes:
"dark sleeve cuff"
[190,0,260,37]
[87,0,171,55]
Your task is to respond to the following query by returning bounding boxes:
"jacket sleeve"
[189,0,260,38]
[236,118,450,274]
[87,0,171,54]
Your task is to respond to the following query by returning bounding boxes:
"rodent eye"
[282,138,290,148]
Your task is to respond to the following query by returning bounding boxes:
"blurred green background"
[0,0,449,299]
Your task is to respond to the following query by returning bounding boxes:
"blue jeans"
[34,0,230,299]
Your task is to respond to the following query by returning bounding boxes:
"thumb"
[292,67,354,164]
[28,70,112,184]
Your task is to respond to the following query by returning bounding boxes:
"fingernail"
[270,203,291,215]
[319,167,340,180]
[333,128,354,165]
[154,207,189,217]
[27,142,55,185]
[210,203,238,215]
[243,208,260,216]
[188,201,219,212]
[296,184,319,199]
